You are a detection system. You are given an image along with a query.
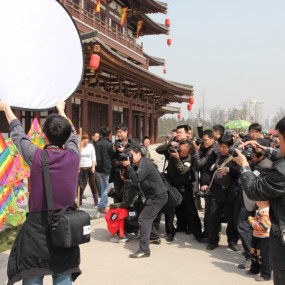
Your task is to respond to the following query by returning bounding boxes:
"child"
[247,201,271,281]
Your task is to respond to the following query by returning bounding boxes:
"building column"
[128,103,133,138]
[150,112,155,144]
[82,89,88,132]
[66,97,72,119]
[143,105,148,138]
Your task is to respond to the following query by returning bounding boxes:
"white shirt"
[80,143,96,168]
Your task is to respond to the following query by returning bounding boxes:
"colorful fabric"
[136,20,143,38]
[0,134,14,185]
[27,117,44,149]
[250,207,271,238]
[120,7,128,27]
[94,0,101,13]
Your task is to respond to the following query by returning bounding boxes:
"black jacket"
[126,157,167,198]
[95,137,113,173]
[240,152,285,269]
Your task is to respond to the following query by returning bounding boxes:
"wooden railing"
[63,0,143,55]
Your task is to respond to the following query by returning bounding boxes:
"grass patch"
[0,226,21,253]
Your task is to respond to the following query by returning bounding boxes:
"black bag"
[42,150,91,248]
[49,205,91,248]
[160,173,183,213]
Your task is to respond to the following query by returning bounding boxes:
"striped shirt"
[252,207,271,238]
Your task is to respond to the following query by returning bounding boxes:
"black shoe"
[129,251,150,258]
[150,238,161,245]
[166,235,174,242]
[228,243,240,251]
[246,270,258,275]
[195,236,205,243]
[207,243,218,250]
[185,229,193,235]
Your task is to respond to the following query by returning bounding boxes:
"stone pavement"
[0,144,273,284]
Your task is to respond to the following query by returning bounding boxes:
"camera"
[195,138,203,146]
[114,140,123,149]
[229,144,256,161]
[168,146,180,153]
[194,190,211,198]
[118,153,133,163]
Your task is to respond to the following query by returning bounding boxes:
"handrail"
[64,0,143,55]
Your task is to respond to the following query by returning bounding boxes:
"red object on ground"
[105,208,128,238]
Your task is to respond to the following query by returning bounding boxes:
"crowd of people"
[1,98,285,285]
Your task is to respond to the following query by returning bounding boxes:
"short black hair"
[203,129,214,138]
[42,114,71,145]
[100,126,110,137]
[116,123,128,132]
[248,123,262,133]
[142,136,150,143]
[131,145,146,157]
[171,128,177,132]
[213,124,225,136]
[218,134,233,148]
[176,125,190,132]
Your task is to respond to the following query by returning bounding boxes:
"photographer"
[121,146,168,258]
[165,140,204,242]
[193,130,216,237]
[200,135,240,251]
[109,123,139,203]
[233,117,285,285]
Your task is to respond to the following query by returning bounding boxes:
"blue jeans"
[98,172,113,208]
[23,274,72,285]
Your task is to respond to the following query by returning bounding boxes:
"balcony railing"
[62,0,143,56]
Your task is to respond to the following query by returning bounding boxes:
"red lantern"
[165,18,171,27]
[163,68,167,74]
[187,104,192,111]
[167,38,172,46]
[189,96,194,105]
[89,54,100,70]
[178,113,181,119]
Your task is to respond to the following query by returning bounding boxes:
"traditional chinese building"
[1,0,194,143]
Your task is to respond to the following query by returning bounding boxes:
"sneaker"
[255,275,271,281]
[129,251,150,258]
[133,231,140,239]
[166,235,175,242]
[246,270,258,275]
[228,243,240,251]
[238,259,251,269]
[149,238,161,245]
[110,234,129,243]
[98,207,106,213]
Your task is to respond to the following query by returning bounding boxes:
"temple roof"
[114,0,167,14]
[82,33,193,109]
[143,52,165,66]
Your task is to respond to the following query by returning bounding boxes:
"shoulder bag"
[41,150,91,248]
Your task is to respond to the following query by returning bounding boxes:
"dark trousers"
[208,199,239,245]
[237,205,255,260]
[138,192,168,253]
[164,209,176,237]
[250,237,271,278]
[274,270,285,285]
[78,168,99,205]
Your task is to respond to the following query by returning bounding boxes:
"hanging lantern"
[178,113,181,119]
[187,104,192,111]
[167,38,172,46]
[189,96,194,105]
[89,54,100,70]
[163,68,167,74]
[165,18,171,27]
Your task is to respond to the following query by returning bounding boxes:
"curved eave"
[128,14,169,36]
[115,0,167,14]
[82,37,193,102]
[143,52,165,66]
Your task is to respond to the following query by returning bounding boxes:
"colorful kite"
[27,117,45,149]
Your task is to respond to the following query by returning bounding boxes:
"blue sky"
[142,0,285,118]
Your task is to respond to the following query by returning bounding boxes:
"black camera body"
[195,190,211,198]
[195,138,203,146]
[118,153,133,163]
[168,146,180,153]
[107,188,118,198]
[229,144,256,161]
[114,140,123,149]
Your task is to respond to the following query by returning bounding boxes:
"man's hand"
[217,167,229,176]
[56,101,67,118]
[200,185,209,191]
[232,149,249,167]
[170,151,179,158]
[0,101,16,123]
[121,158,130,167]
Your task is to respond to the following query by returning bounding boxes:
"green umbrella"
[224,119,251,130]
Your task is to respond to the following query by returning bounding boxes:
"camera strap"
[41,150,55,212]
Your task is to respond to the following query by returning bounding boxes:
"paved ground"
[0,144,273,284]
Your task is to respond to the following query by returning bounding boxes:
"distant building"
[242,99,265,126]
